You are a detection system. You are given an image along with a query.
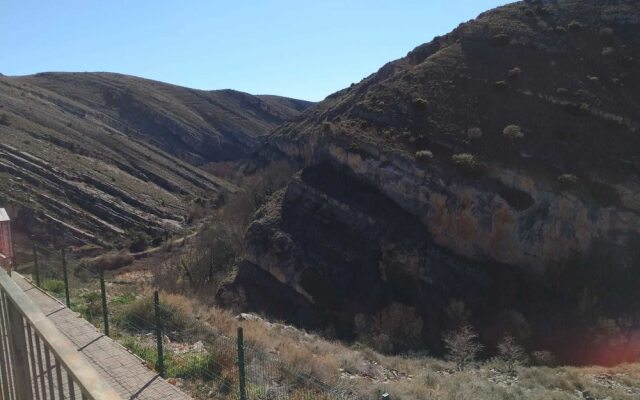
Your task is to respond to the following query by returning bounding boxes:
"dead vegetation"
[110,285,640,400]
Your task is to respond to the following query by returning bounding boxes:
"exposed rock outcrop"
[221,0,640,364]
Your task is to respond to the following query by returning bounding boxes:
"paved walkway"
[12,273,192,400]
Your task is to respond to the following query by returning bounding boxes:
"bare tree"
[443,325,484,371]
[497,335,527,374]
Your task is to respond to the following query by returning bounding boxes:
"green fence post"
[61,248,70,307]
[100,269,109,337]
[154,291,165,378]
[32,244,40,287]
[237,326,247,400]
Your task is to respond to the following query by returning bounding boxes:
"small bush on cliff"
[452,153,483,176]
[128,230,152,253]
[412,98,429,109]
[555,26,567,35]
[508,67,521,79]
[0,113,10,126]
[579,102,590,114]
[415,149,434,161]
[490,34,511,46]
[443,325,483,371]
[503,124,524,140]
[557,174,579,190]
[494,80,508,90]
[568,20,583,32]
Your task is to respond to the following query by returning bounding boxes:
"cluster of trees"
[443,325,531,374]
[153,161,295,295]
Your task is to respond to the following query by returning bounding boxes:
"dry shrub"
[118,291,195,334]
[443,325,483,371]
[531,350,557,367]
[415,149,434,161]
[80,251,133,271]
[497,335,527,374]
[354,302,423,353]
[557,173,579,189]
[451,153,483,175]
[503,124,524,140]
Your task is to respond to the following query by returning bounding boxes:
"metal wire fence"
[16,246,373,400]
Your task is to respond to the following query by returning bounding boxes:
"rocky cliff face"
[221,0,640,363]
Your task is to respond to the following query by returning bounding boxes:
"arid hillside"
[222,0,640,364]
[0,73,310,249]
[18,72,313,164]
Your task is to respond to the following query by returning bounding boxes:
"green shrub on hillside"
[452,153,483,175]
[42,279,65,296]
[490,34,511,46]
[503,124,524,140]
[557,174,579,189]
[412,98,429,109]
[555,26,567,35]
[128,230,152,253]
[508,67,522,79]
[117,293,191,333]
[579,102,590,114]
[0,113,9,126]
[121,337,220,381]
[415,150,434,161]
[494,81,508,90]
[75,291,103,321]
[568,20,583,32]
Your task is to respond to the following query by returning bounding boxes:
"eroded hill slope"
[0,73,310,248]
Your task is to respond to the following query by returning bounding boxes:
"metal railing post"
[33,244,40,287]
[6,300,35,400]
[62,248,70,307]
[100,269,109,337]
[0,268,122,399]
[154,291,165,378]
[237,326,247,400]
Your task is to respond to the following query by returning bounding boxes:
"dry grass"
[143,293,640,400]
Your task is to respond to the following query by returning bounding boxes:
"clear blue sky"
[1,1,508,101]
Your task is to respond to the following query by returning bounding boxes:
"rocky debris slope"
[221,0,640,364]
